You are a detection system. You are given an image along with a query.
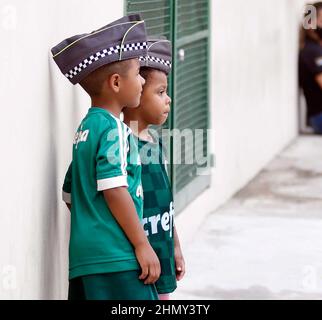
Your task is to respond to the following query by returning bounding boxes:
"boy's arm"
[103,187,160,284]
[97,125,160,284]
[173,225,185,281]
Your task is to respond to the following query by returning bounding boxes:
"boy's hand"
[174,245,185,281]
[173,225,185,281]
[103,187,161,285]
[135,242,161,285]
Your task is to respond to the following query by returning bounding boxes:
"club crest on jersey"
[73,129,89,146]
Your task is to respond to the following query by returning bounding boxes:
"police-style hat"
[139,36,172,75]
[51,14,148,85]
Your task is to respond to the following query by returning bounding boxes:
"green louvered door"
[172,0,210,212]
[126,0,173,38]
[126,0,211,213]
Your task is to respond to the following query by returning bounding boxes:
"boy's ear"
[108,73,121,93]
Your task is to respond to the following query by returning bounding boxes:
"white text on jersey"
[73,129,89,146]
[142,201,174,237]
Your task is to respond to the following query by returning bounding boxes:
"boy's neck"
[91,96,123,118]
[124,115,151,141]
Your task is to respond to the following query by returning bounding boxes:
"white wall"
[176,0,308,243]
[0,0,124,299]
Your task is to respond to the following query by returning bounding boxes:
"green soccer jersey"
[62,107,143,280]
[138,137,177,294]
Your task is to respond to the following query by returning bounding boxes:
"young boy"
[123,37,185,300]
[51,14,160,300]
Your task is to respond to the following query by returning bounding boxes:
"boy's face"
[120,59,145,108]
[138,69,171,126]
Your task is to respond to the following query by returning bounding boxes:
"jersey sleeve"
[96,121,129,191]
[62,162,72,204]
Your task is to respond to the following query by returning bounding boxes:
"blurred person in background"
[299,2,322,133]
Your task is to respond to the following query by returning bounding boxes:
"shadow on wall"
[39,54,82,299]
[38,58,60,299]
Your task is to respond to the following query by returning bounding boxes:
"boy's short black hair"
[79,59,133,97]
[139,66,166,81]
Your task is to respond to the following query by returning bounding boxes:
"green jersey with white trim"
[138,137,177,294]
[63,107,143,280]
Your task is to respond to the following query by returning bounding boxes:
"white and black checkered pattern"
[65,42,148,80]
[139,55,171,68]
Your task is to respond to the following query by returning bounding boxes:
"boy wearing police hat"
[51,15,160,300]
[123,37,186,300]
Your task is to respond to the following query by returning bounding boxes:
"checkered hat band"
[139,55,171,68]
[65,42,148,80]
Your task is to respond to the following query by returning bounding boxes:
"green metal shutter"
[126,0,211,214]
[126,0,173,38]
[172,0,210,213]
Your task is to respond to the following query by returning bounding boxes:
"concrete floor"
[172,136,322,300]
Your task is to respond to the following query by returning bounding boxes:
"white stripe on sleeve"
[97,175,128,191]
[114,118,126,175]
